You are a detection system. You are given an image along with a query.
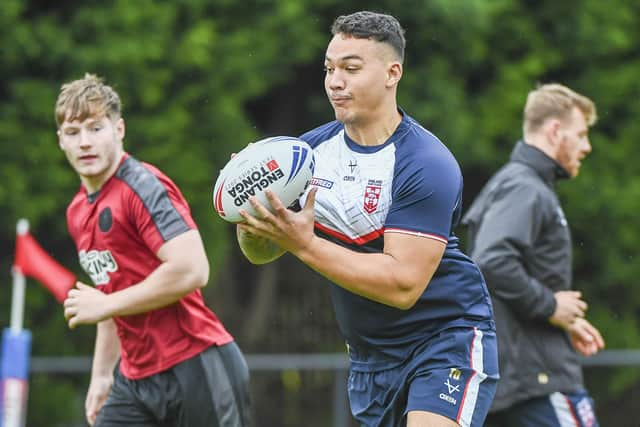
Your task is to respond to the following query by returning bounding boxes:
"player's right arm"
[85,318,120,426]
[237,226,286,264]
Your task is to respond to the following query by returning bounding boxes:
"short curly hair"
[331,11,406,62]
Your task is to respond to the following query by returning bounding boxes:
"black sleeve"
[470,182,556,321]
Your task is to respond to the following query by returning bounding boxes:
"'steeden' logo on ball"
[79,249,118,285]
[226,158,285,207]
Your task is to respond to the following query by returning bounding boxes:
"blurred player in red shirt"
[58,73,250,427]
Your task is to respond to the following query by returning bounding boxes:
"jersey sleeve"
[125,166,196,254]
[384,146,462,243]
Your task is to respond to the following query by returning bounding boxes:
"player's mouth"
[78,155,98,164]
[331,96,351,106]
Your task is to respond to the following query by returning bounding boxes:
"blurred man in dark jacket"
[463,83,605,427]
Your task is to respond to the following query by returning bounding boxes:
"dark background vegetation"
[1,0,639,425]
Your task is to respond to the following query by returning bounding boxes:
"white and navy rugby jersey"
[299,112,494,372]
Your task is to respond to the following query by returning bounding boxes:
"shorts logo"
[576,397,595,427]
[444,379,460,394]
[364,180,382,214]
[439,378,460,406]
[439,393,457,405]
[449,368,462,380]
[79,249,118,285]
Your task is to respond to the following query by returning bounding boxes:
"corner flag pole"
[1,219,32,427]
[9,220,29,333]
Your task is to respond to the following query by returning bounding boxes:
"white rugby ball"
[213,136,315,223]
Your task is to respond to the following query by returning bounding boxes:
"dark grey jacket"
[462,141,584,412]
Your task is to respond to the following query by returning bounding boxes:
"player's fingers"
[238,208,257,222]
[303,187,318,212]
[237,215,268,238]
[574,341,592,357]
[577,299,588,312]
[583,321,605,348]
[68,315,78,329]
[64,305,77,320]
[264,190,286,212]
[249,196,277,221]
[85,399,97,425]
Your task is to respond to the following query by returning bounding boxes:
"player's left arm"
[64,232,209,328]
[301,218,445,309]
[240,187,446,309]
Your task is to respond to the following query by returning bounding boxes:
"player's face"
[324,34,398,126]
[58,114,125,191]
[555,107,591,177]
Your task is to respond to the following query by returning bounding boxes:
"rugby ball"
[213,136,315,223]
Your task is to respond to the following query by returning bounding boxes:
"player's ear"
[386,62,402,88]
[57,130,64,149]
[115,118,125,140]
[545,119,562,147]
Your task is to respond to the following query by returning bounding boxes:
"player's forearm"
[104,259,208,317]
[91,319,120,380]
[237,226,286,264]
[477,252,556,320]
[295,236,427,309]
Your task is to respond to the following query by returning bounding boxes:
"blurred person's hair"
[331,11,406,63]
[55,73,122,127]
[524,83,597,135]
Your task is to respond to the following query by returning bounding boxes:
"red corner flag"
[13,226,76,303]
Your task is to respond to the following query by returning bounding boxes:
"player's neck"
[81,151,125,194]
[345,106,402,147]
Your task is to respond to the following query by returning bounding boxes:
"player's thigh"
[94,369,157,427]
[407,410,460,427]
[173,342,251,427]
[406,327,498,427]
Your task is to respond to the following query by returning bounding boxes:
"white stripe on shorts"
[457,328,488,427]
[549,392,580,427]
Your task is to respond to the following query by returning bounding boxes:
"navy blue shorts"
[347,327,499,427]
[95,342,251,427]
[485,390,599,427]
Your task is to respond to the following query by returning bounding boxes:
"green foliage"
[1,0,640,424]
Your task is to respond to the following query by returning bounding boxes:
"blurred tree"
[1,0,639,425]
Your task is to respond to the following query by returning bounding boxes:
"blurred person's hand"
[85,376,112,425]
[568,318,605,357]
[549,290,587,329]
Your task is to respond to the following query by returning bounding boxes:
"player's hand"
[549,290,587,330]
[85,375,112,426]
[238,187,318,256]
[63,282,112,329]
[568,318,605,357]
